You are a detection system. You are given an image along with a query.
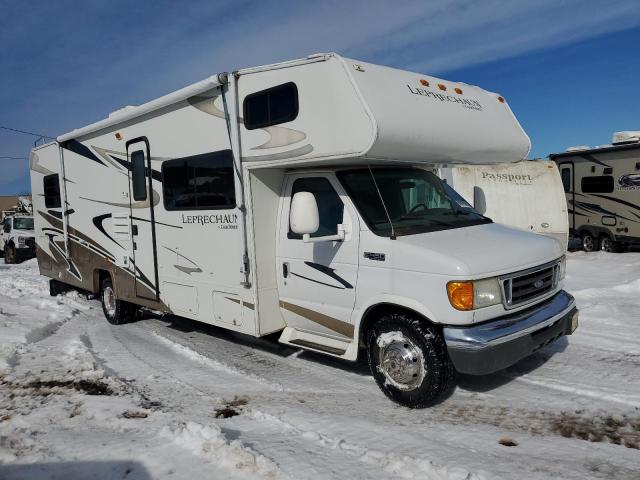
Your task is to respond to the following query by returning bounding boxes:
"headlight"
[447,277,502,311]
[558,255,566,280]
[17,236,26,246]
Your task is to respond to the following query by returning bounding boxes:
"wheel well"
[358,303,436,348]
[93,269,111,294]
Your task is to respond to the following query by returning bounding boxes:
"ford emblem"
[534,279,544,289]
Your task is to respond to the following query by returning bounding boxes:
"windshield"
[13,217,34,230]
[337,168,491,237]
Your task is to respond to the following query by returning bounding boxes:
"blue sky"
[1,0,639,194]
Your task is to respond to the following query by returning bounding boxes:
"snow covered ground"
[0,253,638,479]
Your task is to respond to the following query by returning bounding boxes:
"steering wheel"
[408,203,428,213]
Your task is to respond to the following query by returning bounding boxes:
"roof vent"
[566,145,590,152]
[612,131,640,145]
[108,105,137,118]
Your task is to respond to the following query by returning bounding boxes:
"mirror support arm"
[303,225,346,243]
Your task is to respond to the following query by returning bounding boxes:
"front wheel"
[367,313,454,408]
[100,277,137,325]
[581,233,596,252]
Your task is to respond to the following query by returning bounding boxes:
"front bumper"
[443,290,578,375]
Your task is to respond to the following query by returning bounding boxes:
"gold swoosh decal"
[279,300,353,338]
[187,93,307,150]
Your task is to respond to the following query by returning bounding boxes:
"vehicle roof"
[550,142,640,159]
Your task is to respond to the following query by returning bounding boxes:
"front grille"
[501,261,560,309]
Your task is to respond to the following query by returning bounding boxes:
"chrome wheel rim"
[103,285,116,317]
[583,235,594,252]
[601,238,612,252]
[379,335,425,391]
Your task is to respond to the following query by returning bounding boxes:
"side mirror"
[473,186,487,215]
[290,192,319,235]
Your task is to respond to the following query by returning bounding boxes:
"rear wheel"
[581,233,596,252]
[599,236,615,252]
[4,244,15,264]
[100,277,137,325]
[367,312,454,408]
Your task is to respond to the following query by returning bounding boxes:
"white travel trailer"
[551,132,640,252]
[30,53,577,407]
[439,160,569,250]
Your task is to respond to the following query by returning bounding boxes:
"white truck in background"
[1,197,35,264]
[439,160,569,250]
[30,53,578,407]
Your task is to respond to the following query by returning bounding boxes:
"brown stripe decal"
[224,297,255,310]
[279,300,354,338]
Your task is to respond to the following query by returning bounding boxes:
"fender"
[345,294,443,361]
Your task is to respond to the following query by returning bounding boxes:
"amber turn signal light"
[447,281,474,311]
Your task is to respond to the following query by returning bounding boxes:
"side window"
[3,219,10,233]
[243,82,299,130]
[162,150,236,210]
[43,174,61,208]
[131,150,147,201]
[560,168,571,193]
[581,175,614,194]
[288,177,344,239]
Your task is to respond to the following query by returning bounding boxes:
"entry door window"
[560,168,571,192]
[288,177,344,239]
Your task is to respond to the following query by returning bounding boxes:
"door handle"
[132,225,138,236]
[282,262,289,278]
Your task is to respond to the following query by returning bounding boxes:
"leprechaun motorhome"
[550,131,640,252]
[439,160,569,250]
[30,53,577,407]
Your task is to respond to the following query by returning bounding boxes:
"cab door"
[127,137,159,301]
[277,174,359,340]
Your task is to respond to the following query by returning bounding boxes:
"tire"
[100,277,137,325]
[581,233,596,252]
[599,236,615,253]
[367,313,454,408]
[4,244,16,264]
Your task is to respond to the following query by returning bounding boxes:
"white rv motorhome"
[30,53,578,407]
[439,160,569,250]
[551,132,640,252]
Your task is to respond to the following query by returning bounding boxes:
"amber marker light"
[420,79,430,86]
[454,87,463,94]
[438,83,447,91]
[447,281,474,311]
[115,132,123,140]
[497,96,505,103]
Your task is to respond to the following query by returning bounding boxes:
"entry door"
[559,162,574,230]
[277,174,359,340]
[127,138,159,300]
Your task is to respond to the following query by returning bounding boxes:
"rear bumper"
[443,290,578,375]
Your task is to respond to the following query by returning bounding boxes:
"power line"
[0,156,27,160]
[0,125,54,139]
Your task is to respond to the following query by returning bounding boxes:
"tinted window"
[581,175,614,193]
[162,150,236,210]
[3,220,10,233]
[43,174,61,208]
[561,168,571,192]
[14,217,34,230]
[131,150,147,201]
[244,82,298,130]
[289,178,343,239]
[337,168,490,237]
